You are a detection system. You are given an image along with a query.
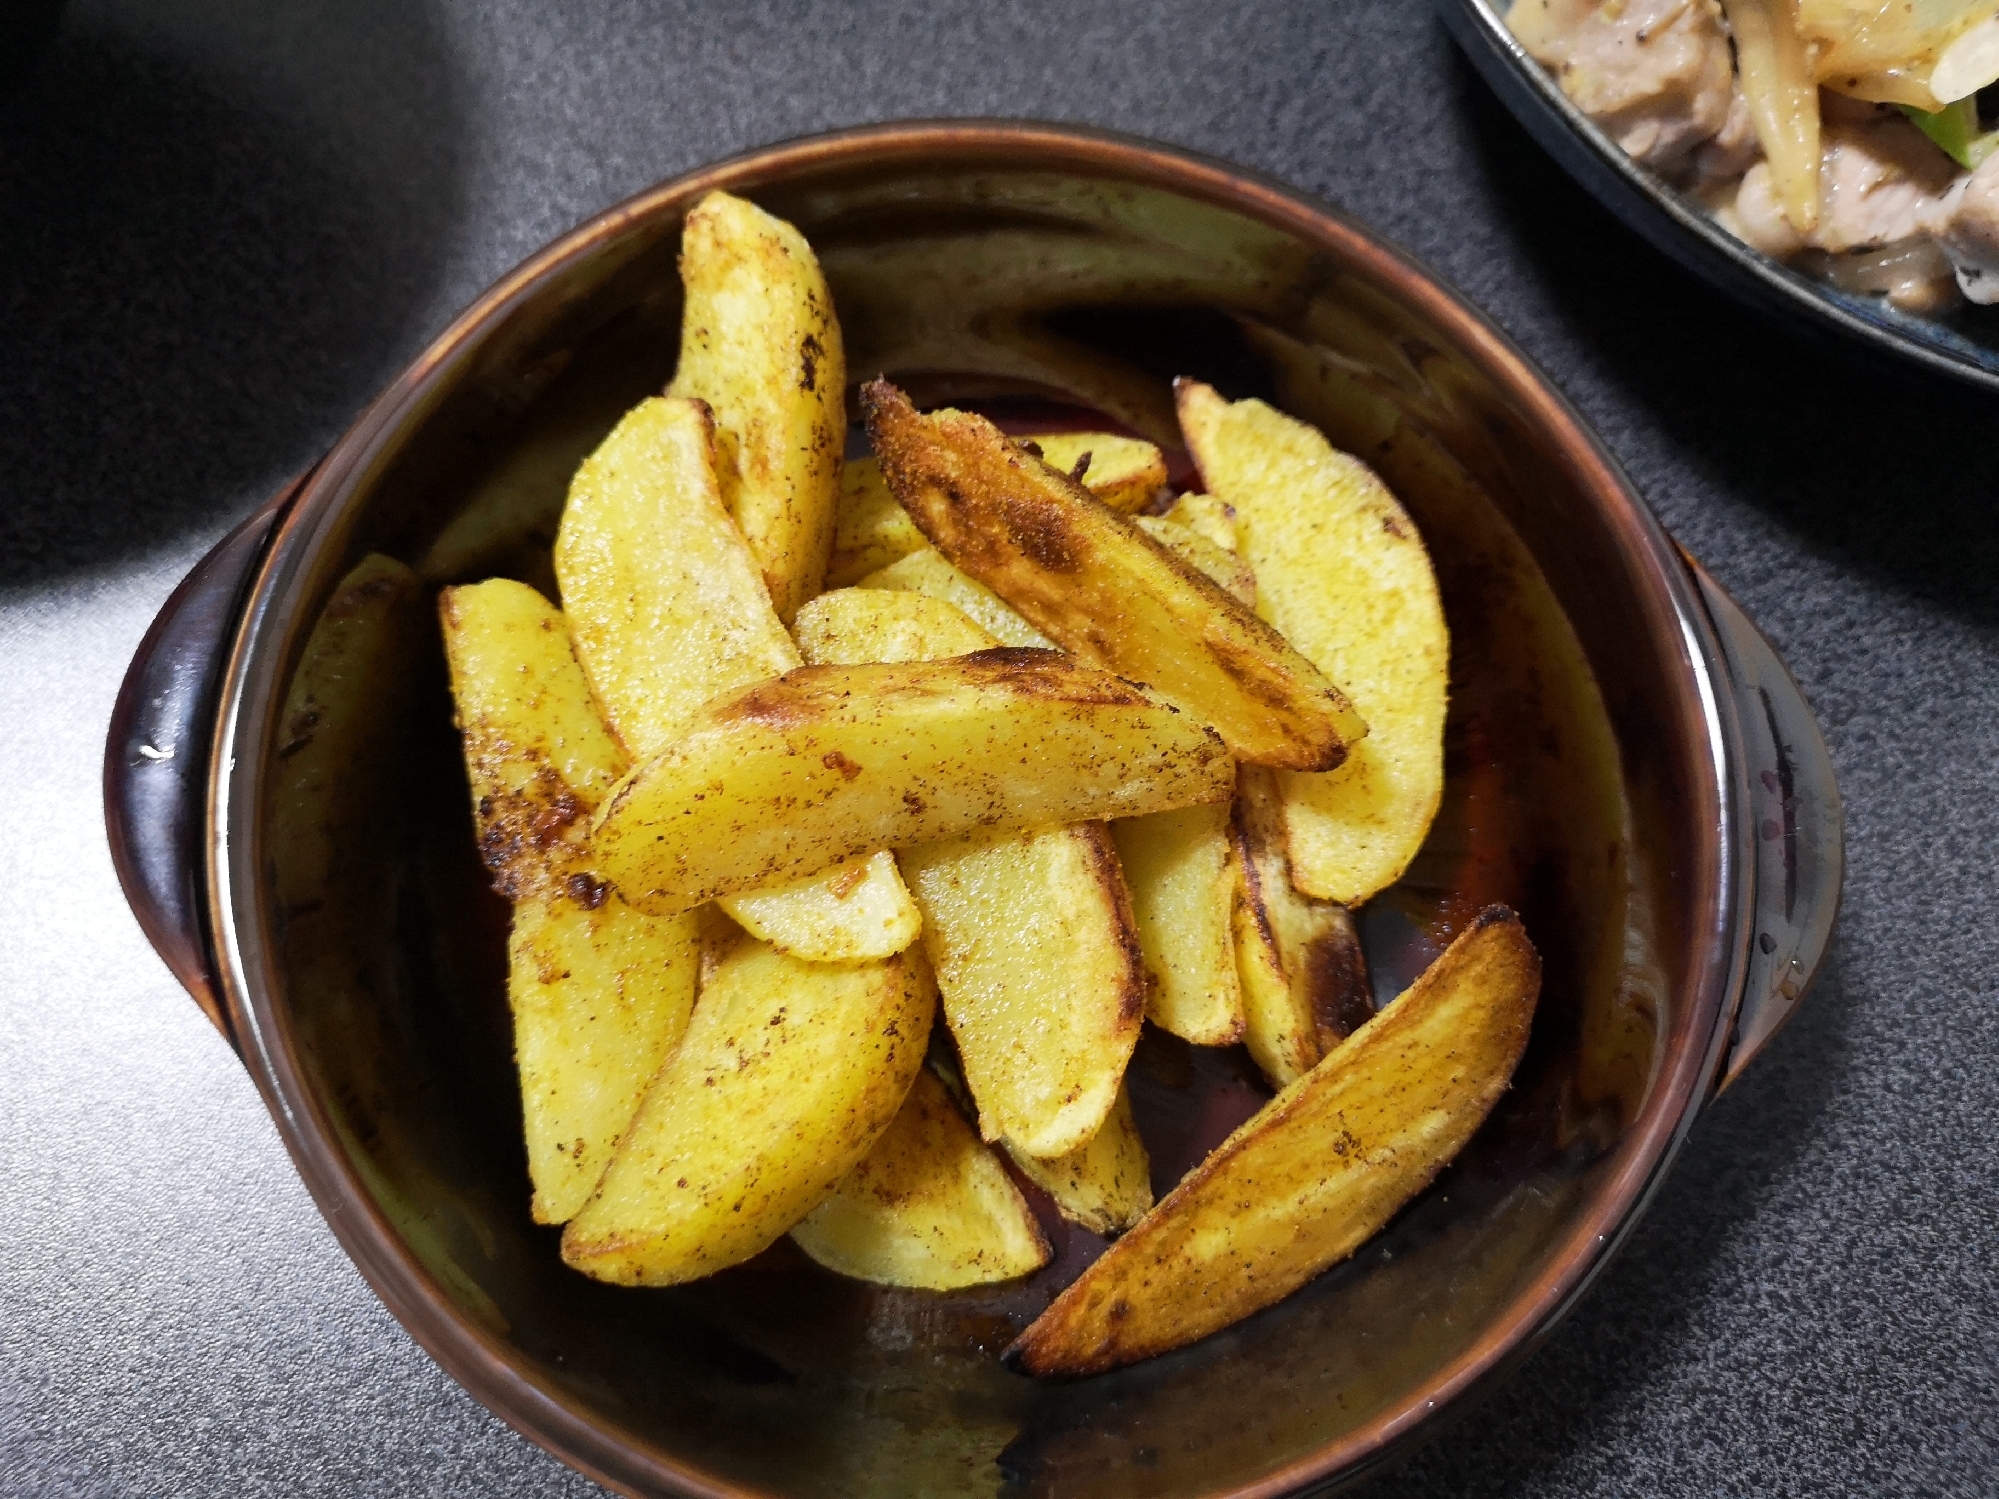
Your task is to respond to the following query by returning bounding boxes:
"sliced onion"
[1929,13,1999,100]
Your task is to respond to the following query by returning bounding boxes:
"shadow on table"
[1448,45,1999,632]
[0,2,465,590]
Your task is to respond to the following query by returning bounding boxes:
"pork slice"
[1927,150,1999,305]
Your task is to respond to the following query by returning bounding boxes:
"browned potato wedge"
[789,1069,1050,1289]
[1005,907,1540,1377]
[1232,765,1374,1088]
[1004,1082,1153,1236]
[591,652,1235,916]
[668,190,844,624]
[828,433,1166,590]
[863,380,1364,771]
[1178,380,1448,904]
[439,579,699,1224]
[1133,514,1255,607]
[858,546,1054,648]
[795,587,1145,1161]
[1112,801,1245,1048]
[554,393,918,960]
[561,934,935,1285]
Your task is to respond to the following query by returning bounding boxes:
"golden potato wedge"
[439,579,699,1224]
[1178,380,1447,904]
[591,652,1235,915]
[668,190,845,623]
[554,394,799,760]
[1112,801,1245,1048]
[1232,764,1374,1088]
[1162,491,1238,553]
[1133,514,1256,607]
[718,851,921,962]
[790,1068,1050,1290]
[439,578,628,898]
[795,587,1146,1161]
[1004,1082,1154,1237]
[863,380,1364,771]
[554,393,918,960]
[561,935,935,1285]
[1006,907,1540,1377]
[508,892,699,1224]
[1024,431,1168,514]
[828,433,1166,590]
[858,546,1055,648]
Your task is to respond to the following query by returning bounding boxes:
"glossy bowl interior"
[211,124,1736,1497]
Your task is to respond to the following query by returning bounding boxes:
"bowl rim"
[199,118,1749,1498]
[1443,0,1999,395]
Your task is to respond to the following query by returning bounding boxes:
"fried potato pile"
[437,188,1530,1365]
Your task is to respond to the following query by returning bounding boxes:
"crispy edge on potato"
[668,190,845,624]
[1134,514,1255,607]
[828,434,1167,590]
[1005,1082,1154,1237]
[560,937,935,1286]
[796,587,1147,1161]
[790,1069,1051,1290]
[1232,764,1374,1089]
[554,393,918,958]
[858,546,1056,648]
[1177,379,1447,904]
[590,652,1235,915]
[863,380,1364,771]
[438,578,699,1225]
[1005,906,1540,1377]
[1112,801,1246,1048]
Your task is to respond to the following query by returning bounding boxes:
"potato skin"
[1006,907,1539,1377]
[863,379,1365,771]
[560,937,934,1286]
[790,1069,1050,1290]
[590,653,1235,914]
[1178,379,1448,904]
[669,190,845,624]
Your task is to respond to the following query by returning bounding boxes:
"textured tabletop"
[4,2,1995,1495]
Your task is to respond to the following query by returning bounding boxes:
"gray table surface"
[4,2,1995,1495]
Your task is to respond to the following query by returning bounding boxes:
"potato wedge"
[858,546,1054,648]
[1133,514,1255,607]
[439,579,699,1224]
[1232,764,1374,1088]
[863,380,1364,771]
[1024,431,1168,514]
[591,652,1235,915]
[1005,907,1540,1377]
[508,892,699,1224]
[554,394,799,760]
[668,190,844,624]
[555,393,918,960]
[1178,380,1447,904]
[561,934,935,1285]
[718,851,921,962]
[1162,491,1237,553]
[790,1069,1050,1290]
[828,433,1166,590]
[1112,801,1245,1048]
[1004,1082,1154,1237]
[795,587,1146,1161]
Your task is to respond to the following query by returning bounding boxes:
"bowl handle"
[103,476,306,1050]
[1680,551,1845,1094]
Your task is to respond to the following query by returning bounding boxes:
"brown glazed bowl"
[105,121,1841,1497]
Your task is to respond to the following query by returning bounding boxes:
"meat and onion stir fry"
[1509,0,1999,310]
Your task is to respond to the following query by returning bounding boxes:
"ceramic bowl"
[106,120,1841,1498]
